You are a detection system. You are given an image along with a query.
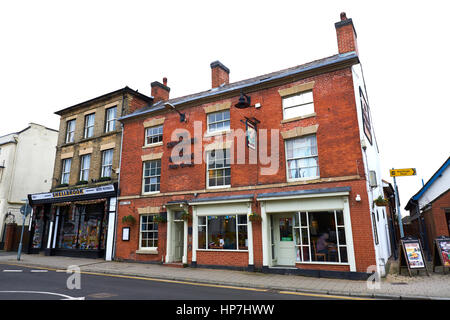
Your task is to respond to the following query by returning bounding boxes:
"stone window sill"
[142,142,163,149]
[281,113,316,124]
[136,249,158,255]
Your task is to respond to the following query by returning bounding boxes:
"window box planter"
[122,215,137,226]
[97,176,112,182]
[76,180,89,186]
[55,183,69,188]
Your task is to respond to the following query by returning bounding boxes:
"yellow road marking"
[2,263,267,293]
[3,262,372,299]
[279,290,372,300]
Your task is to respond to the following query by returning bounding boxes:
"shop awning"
[188,194,254,205]
[256,187,351,201]
[28,184,118,205]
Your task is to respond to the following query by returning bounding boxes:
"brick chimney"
[210,61,230,88]
[151,77,170,103]
[335,12,358,56]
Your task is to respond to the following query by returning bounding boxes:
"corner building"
[116,14,392,279]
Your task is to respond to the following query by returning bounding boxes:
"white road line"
[2,270,23,272]
[0,291,84,300]
[30,270,48,273]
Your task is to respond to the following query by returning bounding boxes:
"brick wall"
[115,178,377,272]
[120,67,364,196]
[116,64,378,273]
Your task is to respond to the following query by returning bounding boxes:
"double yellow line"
[2,262,372,300]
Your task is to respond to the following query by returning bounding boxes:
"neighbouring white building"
[0,123,58,249]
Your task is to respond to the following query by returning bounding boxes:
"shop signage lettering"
[53,189,85,198]
[166,137,196,149]
[31,184,115,202]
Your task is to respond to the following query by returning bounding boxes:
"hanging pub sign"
[240,117,260,150]
[247,121,256,150]
[398,237,430,277]
[432,236,450,274]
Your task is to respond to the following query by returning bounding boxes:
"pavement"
[0,251,449,300]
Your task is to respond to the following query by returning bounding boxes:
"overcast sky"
[1,1,448,217]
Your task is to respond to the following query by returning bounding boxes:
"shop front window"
[197,214,247,250]
[57,206,79,249]
[78,204,104,250]
[31,208,45,249]
[57,203,106,250]
[293,210,348,263]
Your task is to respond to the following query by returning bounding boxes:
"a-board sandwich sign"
[432,236,450,274]
[399,237,430,277]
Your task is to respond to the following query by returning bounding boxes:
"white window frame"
[139,214,158,250]
[84,113,95,139]
[65,119,75,143]
[285,135,319,182]
[282,90,315,120]
[293,210,348,264]
[207,110,230,134]
[144,125,163,146]
[206,149,231,189]
[61,158,72,184]
[105,106,117,133]
[79,154,91,181]
[101,149,114,178]
[142,159,161,194]
[197,214,248,251]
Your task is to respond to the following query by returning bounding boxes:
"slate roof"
[119,51,359,122]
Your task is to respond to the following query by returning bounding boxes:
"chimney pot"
[335,13,358,56]
[151,80,170,103]
[210,60,230,88]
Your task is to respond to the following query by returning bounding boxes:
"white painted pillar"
[165,208,173,263]
[192,206,198,263]
[52,207,60,248]
[46,221,53,249]
[261,202,269,267]
[183,219,188,264]
[105,197,117,261]
[343,197,356,272]
[247,202,254,266]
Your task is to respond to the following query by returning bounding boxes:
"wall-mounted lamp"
[234,90,251,109]
[355,194,361,202]
[165,102,186,122]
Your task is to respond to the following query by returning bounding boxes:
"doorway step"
[163,262,185,268]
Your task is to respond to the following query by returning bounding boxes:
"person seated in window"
[316,233,331,260]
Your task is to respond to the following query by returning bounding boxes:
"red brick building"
[405,157,450,256]
[115,13,391,279]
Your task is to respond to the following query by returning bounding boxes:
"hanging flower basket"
[249,213,262,223]
[153,214,167,223]
[122,215,137,226]
[180,210,192,221]
[374,196,389,207]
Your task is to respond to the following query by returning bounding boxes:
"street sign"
[390,168,417,177]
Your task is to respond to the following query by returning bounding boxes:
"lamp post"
[17,199,31,261]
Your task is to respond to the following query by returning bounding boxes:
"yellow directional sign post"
[390,168,417,177]
[390,167,417,238]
